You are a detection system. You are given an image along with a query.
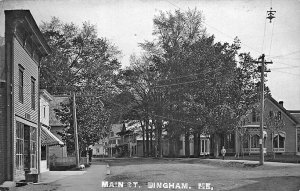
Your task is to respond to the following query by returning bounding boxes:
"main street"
[10,158,300,191]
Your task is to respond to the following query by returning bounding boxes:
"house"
[178,134,211,157]
[39,90,64,172]
[235,97,300,156]
[104,123,123,157]
[103,123,139,157]
[0,10,51,184]
[90,139,107,158]
[287,110,300,154]
[49,96,69,158]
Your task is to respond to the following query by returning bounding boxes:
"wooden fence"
[50,156,89,167]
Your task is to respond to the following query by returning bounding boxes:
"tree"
[142,9,265,157]
[40,18,122,155]
[40,17,121,94]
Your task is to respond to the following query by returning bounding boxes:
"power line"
[271,70,300,77]
[267,50,300,59]
[164,0,263,55]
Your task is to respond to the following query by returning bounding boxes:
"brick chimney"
[279,101,284,107]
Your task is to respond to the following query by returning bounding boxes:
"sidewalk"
[45,164,107,191]
[37,170,86,184]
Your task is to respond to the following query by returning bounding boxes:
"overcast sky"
[0,0,299,110]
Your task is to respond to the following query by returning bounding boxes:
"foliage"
[40,17,122,154]
[116,8,268,157]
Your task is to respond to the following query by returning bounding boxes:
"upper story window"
[277,111,282,120]
[31,77,36,110]
[18,65,24,103]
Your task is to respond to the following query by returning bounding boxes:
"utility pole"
[55,92,104,167]
[253,54,272,165]
[72,92,80,168]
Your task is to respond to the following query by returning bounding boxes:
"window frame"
[18,65,24,103]
[31,77,36,110]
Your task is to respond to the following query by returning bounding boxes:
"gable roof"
[288,110,300,125]
[266,96,299,125]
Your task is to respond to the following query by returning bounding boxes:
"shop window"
[16,122,24,170]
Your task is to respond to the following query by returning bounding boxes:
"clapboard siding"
[13,37,39,124]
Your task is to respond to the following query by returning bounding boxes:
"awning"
[274,132,286,138]
[41,126,64,146]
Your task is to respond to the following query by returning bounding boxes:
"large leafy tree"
[40,17,121,94]
[133,8,265,157]
[40,18,122,155]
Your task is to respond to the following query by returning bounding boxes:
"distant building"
[0,10,51,184]
[287,110,300,153]
[49,96,69,158]
[236,97,300,156]
[90,139,107,158]
[39,90,64,173]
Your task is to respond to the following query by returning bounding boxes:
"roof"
[4,10,51,56]
[40,89,53,102]
[49,96,69,127]
[266,96,299,125]
[41,126,64,146]
[288,111,300,124]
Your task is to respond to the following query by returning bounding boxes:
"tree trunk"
[185,129,190,157]
[193,132,199,158]
[150,124,153,157]
[141,121,145,157]
[145,119,149,157]
[157,121,163,158]
[213,133,220,158]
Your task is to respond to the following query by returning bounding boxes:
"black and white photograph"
[0,0,300,190]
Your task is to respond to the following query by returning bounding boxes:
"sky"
[0,0,299,110]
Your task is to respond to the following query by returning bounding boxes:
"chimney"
[279,101,283,107]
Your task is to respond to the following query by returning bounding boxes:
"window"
[277,111,282,120]
[110,132,114,137]
[297,131,300,152]
[16,122,24,170]
[31,77,36,110]
[43,106,46,118]
[30,127,37,169]
[273,132,285,149]
[251,135,259,148]
[269,111,274,118]
[252,110,260,122]
[18,66,24,103]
